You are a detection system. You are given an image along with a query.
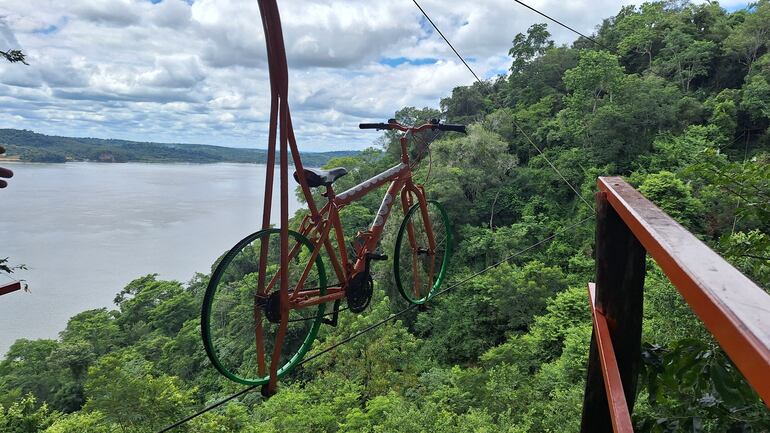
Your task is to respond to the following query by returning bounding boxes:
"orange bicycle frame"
[285,125,439,310]
[253,0,445,394]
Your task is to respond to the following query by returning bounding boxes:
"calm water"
[0,162,302,355]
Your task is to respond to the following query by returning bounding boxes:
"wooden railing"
[0,281,22,297]
[580,177,770,432]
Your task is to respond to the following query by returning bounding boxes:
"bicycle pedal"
[322,300,341,327]
[366,252,388,261]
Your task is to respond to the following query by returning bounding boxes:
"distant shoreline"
[0,158,324,166]
[0,128,359,166]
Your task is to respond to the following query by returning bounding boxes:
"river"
[0,162,302,355]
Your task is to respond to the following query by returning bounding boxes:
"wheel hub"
[264,291,282,324]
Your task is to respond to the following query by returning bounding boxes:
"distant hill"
[0,129,357,166]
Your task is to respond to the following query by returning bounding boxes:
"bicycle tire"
[201,228,326,385]
[394,200,451,304]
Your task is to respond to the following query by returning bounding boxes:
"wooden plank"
[0,281,21,296]
[581,191,646,433]
[599,176,770,406]
[588,283,635,433]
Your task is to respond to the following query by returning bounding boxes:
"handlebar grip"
[359,123,391,130]
[437,123,467,134]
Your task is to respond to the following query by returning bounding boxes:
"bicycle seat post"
[322,184,335,199]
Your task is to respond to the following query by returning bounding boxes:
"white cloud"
[0,16,22,48]
[0,0,746,151]
[71,0,142,27]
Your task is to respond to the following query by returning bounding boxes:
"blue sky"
[0,0,753,151]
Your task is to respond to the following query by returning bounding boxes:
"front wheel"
[394,200,451,304]
[201,228,326,386]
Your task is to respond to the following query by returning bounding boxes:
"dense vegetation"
[0,129,355,166]
[2,1,770,431]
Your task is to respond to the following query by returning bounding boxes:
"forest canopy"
[2,1,769,432]
[0,128,356,166]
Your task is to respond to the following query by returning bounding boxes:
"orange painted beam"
[598,177,770,407]
[0,281,21,296]
[588,283,635,433]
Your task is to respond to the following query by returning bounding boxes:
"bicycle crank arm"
[321,299,341,327]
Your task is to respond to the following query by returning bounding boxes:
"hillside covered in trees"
[0,129,355,166]
[2,1,769,432]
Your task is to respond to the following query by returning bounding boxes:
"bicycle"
[201,118,466,394]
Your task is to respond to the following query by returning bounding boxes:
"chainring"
[346,272,373,313]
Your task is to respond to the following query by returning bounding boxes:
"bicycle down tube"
[290,164,416,309]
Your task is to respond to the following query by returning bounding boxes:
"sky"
[0,0,751,152]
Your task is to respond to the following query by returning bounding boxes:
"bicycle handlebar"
[359,123,391,130]
[358,120,467,134]
[436,123,466,134]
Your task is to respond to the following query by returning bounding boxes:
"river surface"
[0,162,302,355]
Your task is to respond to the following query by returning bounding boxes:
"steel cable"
[410,0,595,211]
[159,2,608,430]
[156,214,593,432]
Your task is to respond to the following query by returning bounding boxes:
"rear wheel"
[394,200,451,304]
[201,228,326,385]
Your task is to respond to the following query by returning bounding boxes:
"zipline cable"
[161,4,605,430]
[432,214,593,298]
[511,0,608,50]
[156,214,594,433]
[410,0,594,211]
[410,0,482,83]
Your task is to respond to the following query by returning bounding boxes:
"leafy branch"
[0,257,26,275]
[1,49,28,65]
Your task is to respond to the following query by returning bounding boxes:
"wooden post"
[0,281,22,296]
[580,191,646,432]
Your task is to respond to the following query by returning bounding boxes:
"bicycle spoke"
[253,303,266,376]
[394,201,450,304]
[202,229,326,386]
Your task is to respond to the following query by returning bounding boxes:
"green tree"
[45,411,113,433]
[657,28,716,91]
[0,394,58,433]
[426,124,517,226]
[638,171,704,229]
[441,81,494,125]
[615,2,667,70]
[705,89,739,140]
[415,261,567,364]
[114,275,197,341]
[724,0,770,75]
[59,309,120,356]
[719,229,770,287]
[509,23,554,74]
[83,349,193,433]
[0,339,61,407]
[563,50,626,116]
[741,74,770,125]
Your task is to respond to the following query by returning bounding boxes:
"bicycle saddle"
[293,167,348,187]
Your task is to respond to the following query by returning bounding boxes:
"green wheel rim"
[394,200,451,304]
[201,228,326,386]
